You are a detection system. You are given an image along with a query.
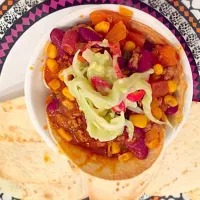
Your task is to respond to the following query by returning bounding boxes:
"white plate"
[0,5,95,101]
[25,4,193,154]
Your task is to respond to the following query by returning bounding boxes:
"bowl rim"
[24,4,193,153]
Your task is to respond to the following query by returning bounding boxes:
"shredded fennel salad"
[63,39,167,142]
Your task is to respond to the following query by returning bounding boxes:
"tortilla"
[186,188,200,200]
[0,97,162,199]
[0,96,42,142]
[0,179,86,200]
[45,18,187,180]
[84,155,163,200]
[145,102,200,196]
[1,97,200,199]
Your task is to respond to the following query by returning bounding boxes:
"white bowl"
[25,4,193,153]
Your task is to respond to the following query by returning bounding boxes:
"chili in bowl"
[25,5,192,180]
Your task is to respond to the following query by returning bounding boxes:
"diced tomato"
[61,29,78,55]
[105,21,127,44]
[112,101,126,114]
[151,97,159,109]
[91,76,112,96]
[152,45,178,66]
[151,51,160,65]
[89,11,107,25]
[151,81,169,97]
[89,10,131,25]
[75,42,87,51]
[120,39,126,49]
[127,90,145,102]
[128,32,145,48]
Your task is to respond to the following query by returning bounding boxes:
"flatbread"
[145,102,200,195]
[0,97,42,142]
[84,155,163,200]
[186,188,200,200]
[1,97,200,199]
[0,98,88,199]
[0,97,162,199]
[0,178,86,200]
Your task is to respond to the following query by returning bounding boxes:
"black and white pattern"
[186,33,199,48]
[0,0,45,38]
[178,21,193,36]
[2,10,18,25]
[13,1,29,15]
[170,10,184,26]
[145,193,190,200]
[0,21,9,35]
[192,46,200,59]
[24,0,40,7]
[159,2,173,16]
[148,0,162,9]
[197,60,200,71]
[0,193,20,200]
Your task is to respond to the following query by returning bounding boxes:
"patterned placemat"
[0,0,199,199]
[0,0,200,101]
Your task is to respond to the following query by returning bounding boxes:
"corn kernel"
[129,114,148,128]
[46,58,59,73]
[151,98,159,109]
[167,80,177,93]
[57,128,72,142]
[152,107,162,120]
[146,139,159,149]
[107,143,112,156]
[118,152,133,162]
[145,129,159,141]
[62,87,75,101]
[48,79,61,90]
[47,43,58,59]
[94,21,110,34]
[161,112,167,122]
[58,69,64,81]
[110,142,120,154]
[164,95,178,107]
[124,41,136,52]
[145,129,159,149]
[62,99,75,110]
[153,64,163,75]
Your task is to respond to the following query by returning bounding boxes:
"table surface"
[0,0,200,200]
